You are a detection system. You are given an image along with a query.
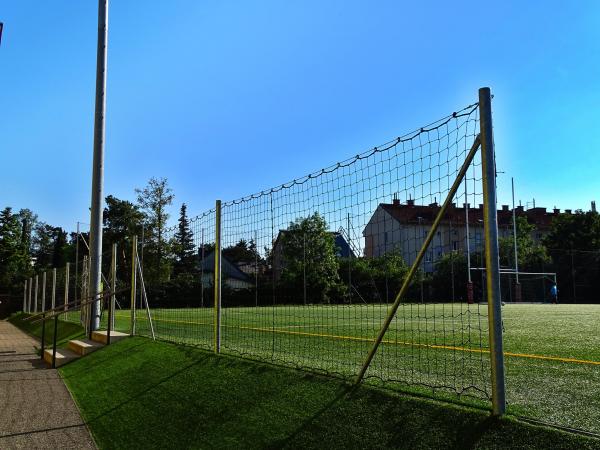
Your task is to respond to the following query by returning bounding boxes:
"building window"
[453,241,459,251]
[384,232,388,244]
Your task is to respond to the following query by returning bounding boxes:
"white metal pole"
[88,0,109,332]
[465,183,472,283]
[130,235,138,336]
[28,278,32,312]
[512,177,521,302]
[34,275,38,313]
[75,222,80,307]
[64,263,70,311]
[52,269,57,310]
[111,243,117,329]
[42,271,47,312]
[23,280,27,312]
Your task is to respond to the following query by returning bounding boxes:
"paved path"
[0,320,95,449]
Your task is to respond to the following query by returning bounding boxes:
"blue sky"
[1,1,599,230]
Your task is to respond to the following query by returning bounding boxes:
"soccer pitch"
[104,303,600,434]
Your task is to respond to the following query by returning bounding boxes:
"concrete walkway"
[0,320,96,449]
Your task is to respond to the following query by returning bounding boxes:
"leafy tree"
[543,210,600,302]
[0,207,30,287]
[223,238,260,265]
[51,227,69,268]
[135,177,174,282]
[104,195,144,243]
[432,251,468,301]
[279,213,341,304]
[173,203,196,277]
[499,216,549,271]
[103,195,145,280]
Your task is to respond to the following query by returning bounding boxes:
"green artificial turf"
[14,302,600,434]
[60,337,600,450]
[8,312,86,350]
[104,303,600,433]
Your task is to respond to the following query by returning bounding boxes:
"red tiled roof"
[380,202,558,230]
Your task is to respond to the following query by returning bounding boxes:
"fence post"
[64,263,70,311]
[108,242,117,344]
[52,314,58,368]
[41,312,46,359]
[34,275,38,313]
[130,235,138,336]
[51,268,57,310]
[41,272,47,312]
[27,278,32,313]
[214,200,222,354]
[479,86,506,416]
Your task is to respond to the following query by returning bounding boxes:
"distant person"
[550,284,558,304]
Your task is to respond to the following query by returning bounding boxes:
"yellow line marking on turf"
[129,315,600,366]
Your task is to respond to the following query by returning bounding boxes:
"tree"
[223,238,260,265]
[103,195,145,280]
[0,207,29,288]
[432,251,468,301]
[135,177,174,282]
[280,213,341,303]
[499,216,549,271]
[543,210,600,302]
[17,208,37,257]
[173,203,196,277]
[104,195,144,242]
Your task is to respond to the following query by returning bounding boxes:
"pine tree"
[173,203,196,276]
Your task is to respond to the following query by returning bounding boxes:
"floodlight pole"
[479,87,506,416]
[88,0,109,332]
[512,177,521,302]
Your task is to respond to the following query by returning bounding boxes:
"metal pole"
[214,200,222,353]
[34,275,38,313]
[23,280,27,312]
[356,134,481,384]
[348,213,352,304]
[465,183,473,303]
[130,235,138,336]
[303,232,307,306]
[75,222,80,307]
[52,315,58,368]
[41,272,46,312]
[255,229,258,307]
[110,242,117,337]
[52,269,56,310]
[27,278,32,313]
[88,0,109,332]
[41,313,46,359]
[200,228,205,308]
[64,263,70,311]
[512,177,521,302]
[479,86,506,416]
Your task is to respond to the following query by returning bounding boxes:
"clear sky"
[1,1,599,231]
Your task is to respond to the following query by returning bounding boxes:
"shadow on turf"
[453,416,501,450]
[58,340,151,379]
[82,351,214,425]
[266,385,356,450]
